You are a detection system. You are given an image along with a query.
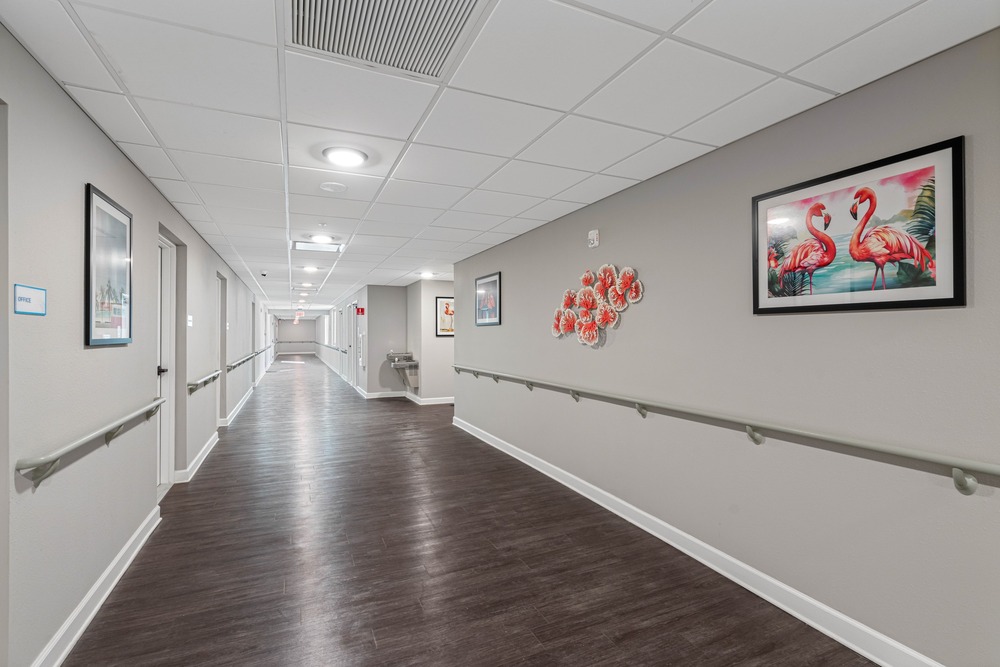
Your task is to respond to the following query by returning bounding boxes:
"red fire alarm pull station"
[357,307,365,315]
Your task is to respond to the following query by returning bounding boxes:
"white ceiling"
[2,0,997,316]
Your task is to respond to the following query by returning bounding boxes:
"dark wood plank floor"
[66,355,871,666]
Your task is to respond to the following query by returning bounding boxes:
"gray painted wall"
[453,31,1000,666]
[406,280,455,400]
[1,24,259,665]
[367,286,408,394]
[0,98,9,662]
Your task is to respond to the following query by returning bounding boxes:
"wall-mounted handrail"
[226,352,255,371]
[15,397,166,485]
[453,365,998,495]
[187,370,221,393]
[315,342,341,352]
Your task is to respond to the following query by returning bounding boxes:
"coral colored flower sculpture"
[551,264,644,348]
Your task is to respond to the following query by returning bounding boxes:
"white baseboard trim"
[275,351,315,356]
[354,385,405,400]
[405,392,454,406]
[219,386,252,427]
[317,352,338,375]
[175,431,220,483]
[452,417,942,667]
[33,507,161,667]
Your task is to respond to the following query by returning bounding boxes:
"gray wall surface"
[366,286,408,394]
[406,280,455,400]
[453,31,1000,666]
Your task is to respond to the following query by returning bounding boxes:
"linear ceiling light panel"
[291,0,481,79]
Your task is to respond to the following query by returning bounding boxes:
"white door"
[156,237,176,501]
[347,303,357,386]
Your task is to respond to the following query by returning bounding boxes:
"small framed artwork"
[475,272,501,326]
[86,184,133,345]
[752,136,965,314]
[436,296,455,336]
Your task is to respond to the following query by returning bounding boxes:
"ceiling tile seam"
[275,0,294,309]
[128,93,282,123]
[53,0,126,92]
[555,0,672,35]
[71,0,281,48]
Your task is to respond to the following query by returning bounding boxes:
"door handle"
[157,366,168,376]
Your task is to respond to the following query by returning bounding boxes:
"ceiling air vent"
[291,0,481,79]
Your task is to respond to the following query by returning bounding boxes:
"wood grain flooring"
[65,355,872,666]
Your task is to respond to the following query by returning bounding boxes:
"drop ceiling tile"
[453,242,493,257]
[453,190,543,217]
[288,167,384,202]
[189,220,222,236]
[169,151,283,190]
[675,79,833,146]
[285,52,437,139]
[402,239,463,252]
[289,194,369,219]
[65,87,155,145]
[366,203,444,224]
[416,227,481,243]
[286,123,405,176]
[117,142,183,179]
[173,202,211,222]
[78,0,277,44]
[228,237,288,250]
[431,211,509,231]
[199,234,228,246]
[216,223,286,240]
[415,89,561,156]
[472,231,517,246]
[150,178,200,204]
[518,116,660,172]
[0,0,120,90]
[194,183,285,212]
[603,138,713,180]
[209,206,285,227]
[340,244,396,257]
[520,200,585,221]
[234,248,288,261]
[355,220,430,238]
[289,215,361,237]
[578,40,774,135]
[451,0,656,110]
[556,174,639,204]
[393,247,450,259]
[76,6,279,117]
[349,235,410,249]
[337,251,392,263]
[378,180,470,209]
[573,0,698,32]
[377,257,426,271]
[675,0,918,73]
[481,161,591,198]
[491,217,549,235]
[393,144,507,187]
[136,99,281,162]
[332,260,380,271]
[791,0,1000,93]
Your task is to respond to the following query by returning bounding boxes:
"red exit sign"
[356,307,365,315]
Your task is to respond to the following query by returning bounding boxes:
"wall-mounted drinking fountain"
[387,352,419,389]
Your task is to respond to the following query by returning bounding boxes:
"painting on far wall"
[436,296,455,337]
[752,136,965,314]
[475,272,501,326]
[85,184,133,346]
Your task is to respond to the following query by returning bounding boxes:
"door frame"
[157,236,177,500]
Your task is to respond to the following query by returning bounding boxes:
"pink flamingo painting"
[778,202,836,294]
[849,186,934,290]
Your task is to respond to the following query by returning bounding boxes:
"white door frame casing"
[156,236,176,501]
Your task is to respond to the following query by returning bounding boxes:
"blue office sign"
[14,284,46,316]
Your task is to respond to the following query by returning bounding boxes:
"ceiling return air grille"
[291,0,481,79]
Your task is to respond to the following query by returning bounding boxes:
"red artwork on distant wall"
[551,264,643,348]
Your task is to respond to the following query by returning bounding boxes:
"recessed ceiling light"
[322,147,367,168]
[298,299,306,303]
[301,283,313,287]
[310,234,334,243]
[294,241,345,253]
[420,272,435,278]
[304,266,318,272]
[319,182,348,193]
[299,292,309,296]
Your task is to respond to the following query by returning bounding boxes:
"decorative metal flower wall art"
[551,264,643,348]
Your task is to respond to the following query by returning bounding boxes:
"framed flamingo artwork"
[475,272,500,326]
[436,296,455,336]
[752,136,965,314]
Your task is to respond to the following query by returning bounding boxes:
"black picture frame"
[752,136,965,314]
[435,296,455,336]
[475,272,501,326]
[86,184,133,345]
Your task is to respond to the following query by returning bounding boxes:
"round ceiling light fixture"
[310,234,334,244]
[322,147,367,168]
[301,283,313,287]
[420,272,435,279]
[303,266,319,273]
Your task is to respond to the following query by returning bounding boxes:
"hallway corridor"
[65,356,870,666]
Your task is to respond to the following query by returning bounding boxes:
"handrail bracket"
[746,425,764,446]
[952,467,978,495]
[145,404,161,420]
[525,381,533,391]
[635,403,647,419]
[25,460,60,486]
[570,390,580,403]
[105,423,125,445]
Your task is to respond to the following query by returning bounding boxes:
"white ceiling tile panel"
[366,203,444,224]
[117,142,183,179]
[791,0,1000,93]
[555,174,639,204]
[349,234,411,248]
[136,99,282,162]
[519,199,585,221]
[472,231,516,245]
[453,242,493,257]
[334,253,388,265]
[65,87,155,145]
[450,0,656,110]
[393,247,452,259]
[402,239,463,252]
[0,0,120,90]
[285,52,438,139]
[578,40,774,135]
[453,190,543,217]
[377,257,426,271]
[173,202,212,222]
[286,123,405,175]
[77,0,277,45]
[432,211,509,231]
[209,206,285,227]
[415,89,561,156]
[216,223,287,240]
[393,144,507,187]
[194,183,285,211]
[603,137,713,180]
[675,79,833,146]
[228,237,288,250]
[377,180,471,209]
[189,221,223,236]
[675,0,919,73]
[518,115,660,172]
[491,217,548,235]
[169,151,284,191]
[290,214,362,236]
[416,227,482,242]
[480,161,591,198]
[573,0,699,32]
[354,220,431,237]
[339,244,396,257]
[289,194,369,218]
[76,6,279,118]
[288,167,384,201]
[150,178,200,204]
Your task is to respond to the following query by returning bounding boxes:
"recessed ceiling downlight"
[320,182,348,193]
[310,234,334,243]
[322,147,367,168]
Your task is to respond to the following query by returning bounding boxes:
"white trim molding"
[219,386,252,427]
[452,417,944,667]
[406,392,454,406]
[32,507,161,667]
[354,386,405,400]
[175,431,219,483]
